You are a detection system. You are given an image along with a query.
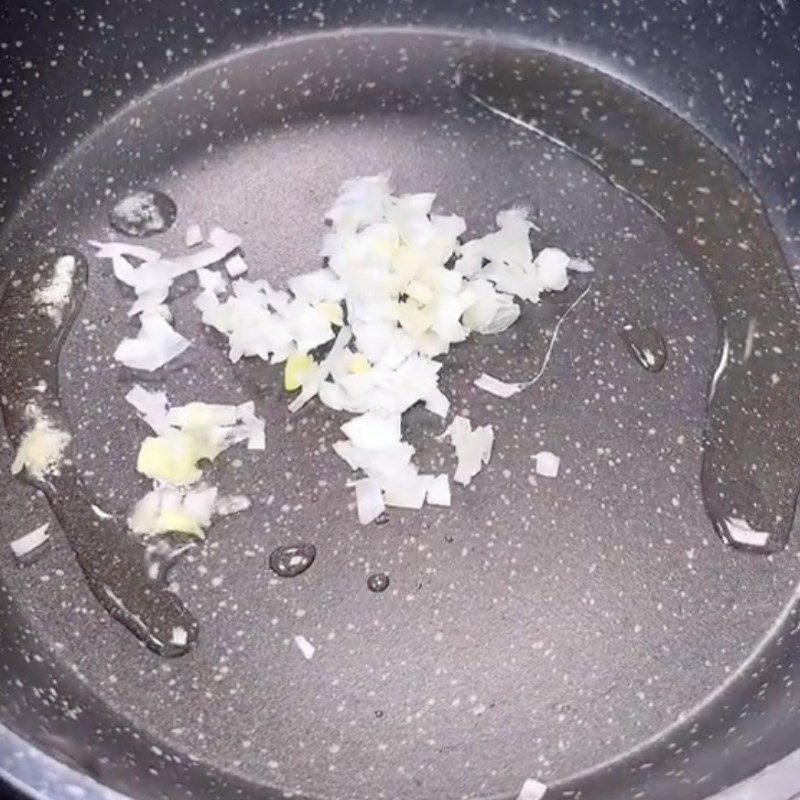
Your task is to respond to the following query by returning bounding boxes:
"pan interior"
[1,29,799,800]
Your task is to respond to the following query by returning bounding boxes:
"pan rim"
[2,23,800,800]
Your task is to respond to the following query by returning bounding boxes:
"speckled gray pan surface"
[2,4,800,800]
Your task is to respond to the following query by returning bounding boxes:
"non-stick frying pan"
[2,2,800,799]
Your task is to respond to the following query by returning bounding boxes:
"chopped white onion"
[442,416,494,486]
[166,402,239,428]
[461,280,520,335]
[534,451,560,478]
[289,326,352,412]
[196,268,227,295]
[355,479,386,524]
[34,255,76,324]
[114,313,190,372]
[106,174,591,524]
[534,247,570,292]
[341,413,402,451]
[88,240,162,264]
[125,385,171,435]
[225,253,248,278]
[129,482,250,539]
[425,474,451,506]
[236,401,266,450]
[10,523,50,560]
[723,517,770,548]
[215,494,252,516]
[184,224,203,247]
[517,778,548,800]
[567,257,595,273]
[11,406,71,481]
[474,373,525,398]
[383,475,429,509]
[127,388,262,539]
[294,634,316,660]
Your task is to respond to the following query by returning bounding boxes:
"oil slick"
[456,48,800,554]
[0,249,199,656]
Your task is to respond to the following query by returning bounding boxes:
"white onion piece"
[10,523,50,560]
[114,313,190,371]
[125,385,171,435]
[88,240,162,263]
[185,224,203,247]
[208,226,243,250]
[289,326,352,412]
[289,269,345,304]
[179,485,218,528]
[196,268,227,295]
[474,374,525,398]
[167,402,239,428]
[517,778,548,800]
[723,517,770,548]
[294,634,316,660]
[442,416,494,486]
[127,285,170,318]
[333,441,415,477]
[425,474,451,506]
[457,207,535,279]
[161,227,242,277]
[383,475,428,509]
[462,280,520,335]
[11,407,71,481]
[215,494,252,516]
[567,257,595,273]
[287,301,336,352]
[424,387,450,418]
[341,413,401,450]
[534,247,570,292]
[225,253,248,278]
[91,504,114,520]
[326,172,392,233]
[355,479,386,524]
[129,483,250,538]
[534,451,560,478]
[129,487,174,536]
[236,401,266,450]
[34,255,76,324]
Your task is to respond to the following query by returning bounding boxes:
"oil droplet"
[367,573,390,593]
[109,189,177,237]
[269,543,316,577]
[0,249,199,657]
[619,323,667,372]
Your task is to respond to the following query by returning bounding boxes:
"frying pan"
[2,1,800,799]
